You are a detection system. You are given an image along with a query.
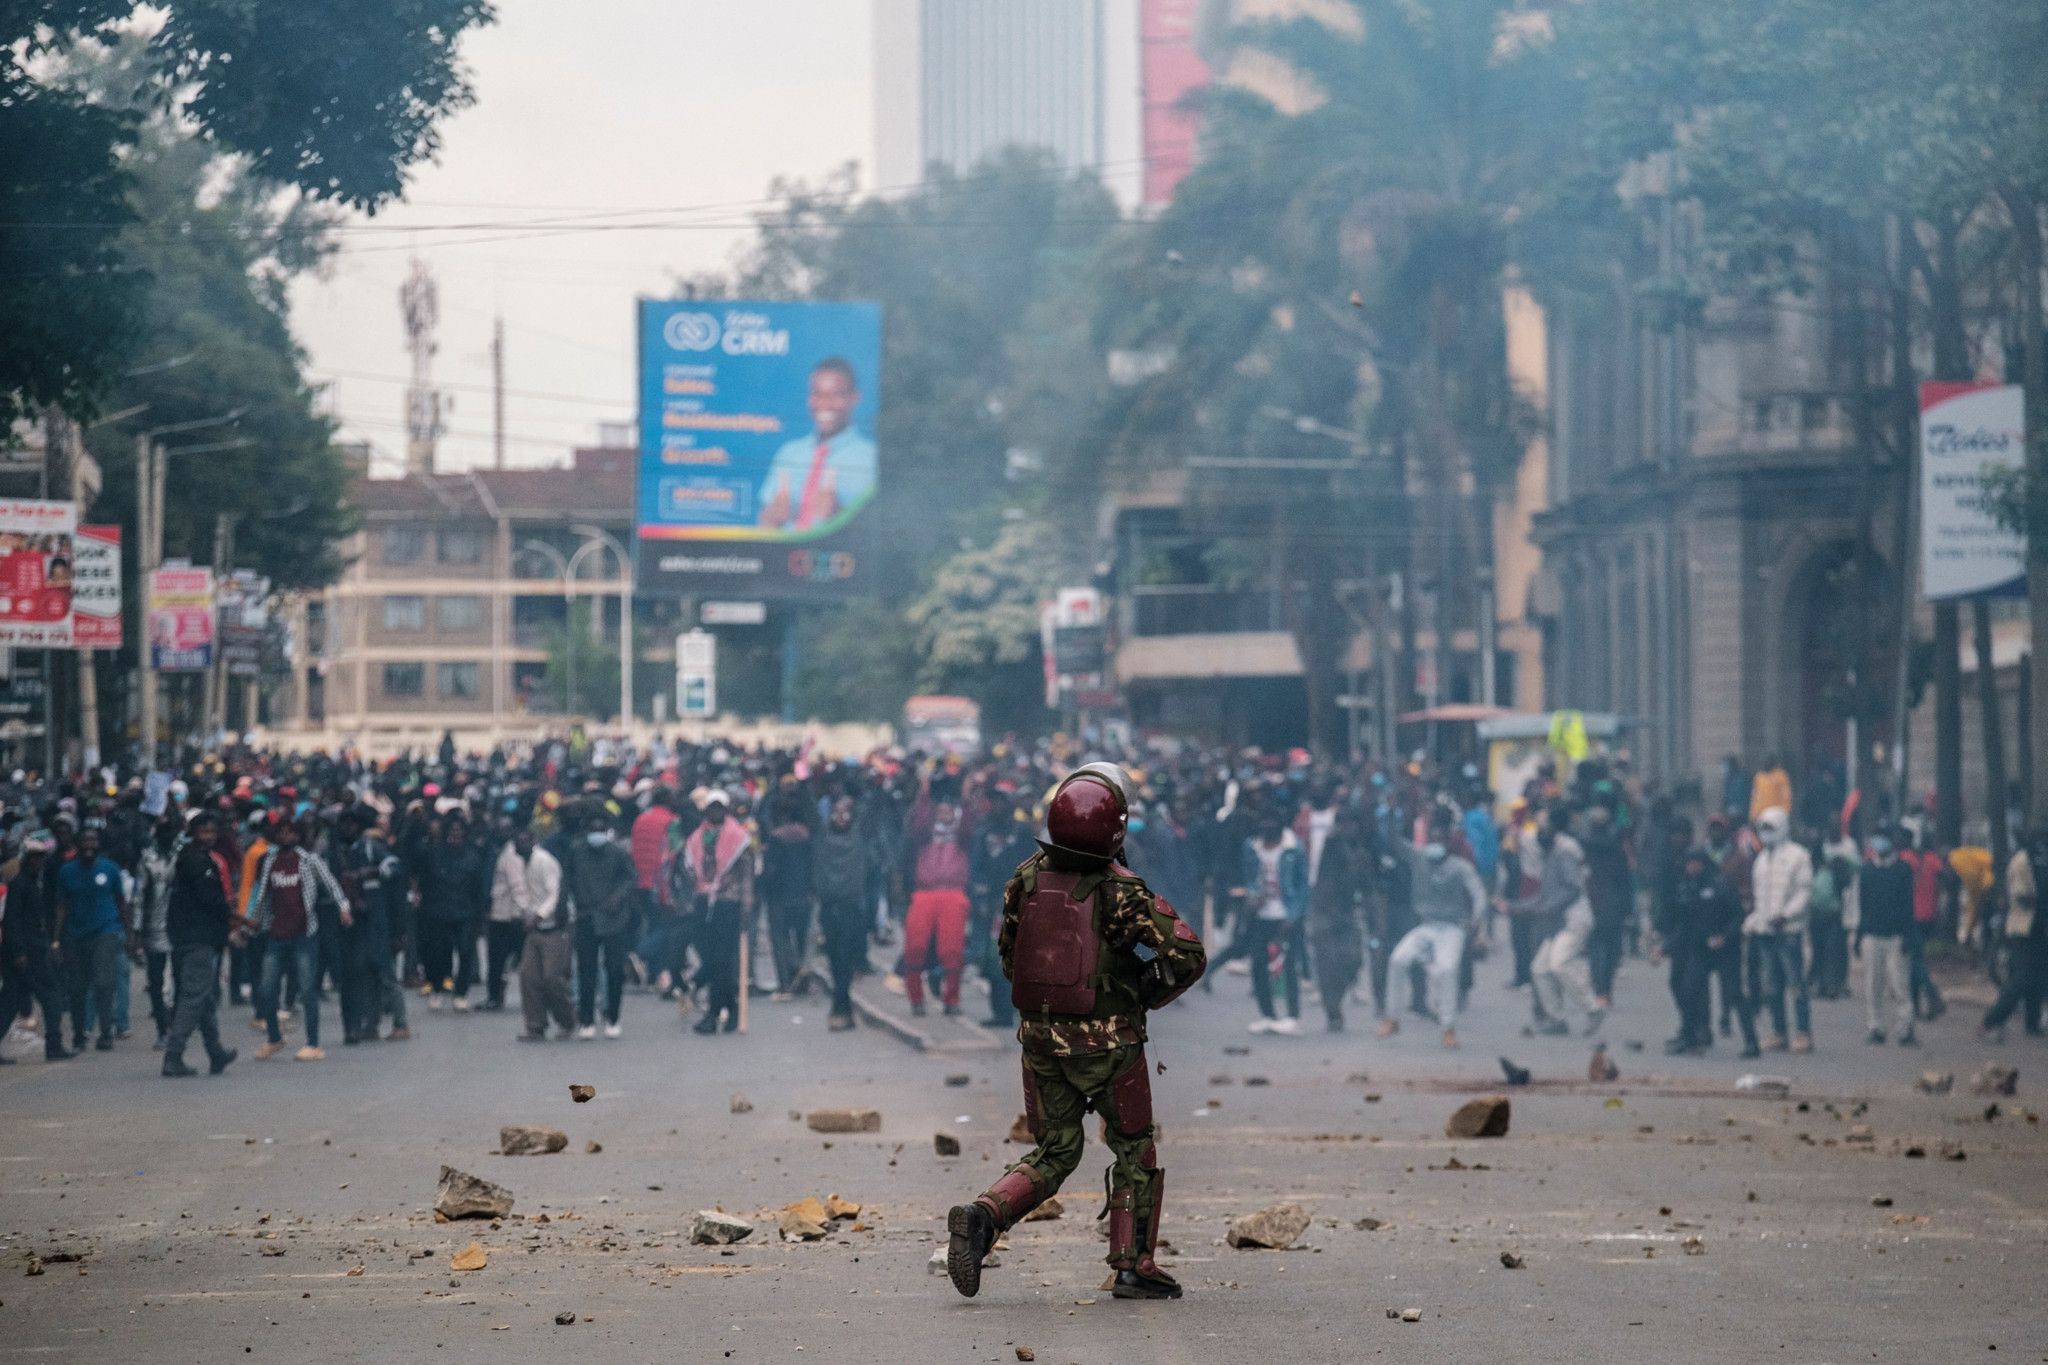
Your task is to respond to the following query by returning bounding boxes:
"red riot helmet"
[1039,763,1133,865]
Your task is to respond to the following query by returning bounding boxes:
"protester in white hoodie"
[1746,807,1814,1052]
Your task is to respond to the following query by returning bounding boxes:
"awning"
[1396,703,1514,725]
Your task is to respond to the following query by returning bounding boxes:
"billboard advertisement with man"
[637,298,882,598]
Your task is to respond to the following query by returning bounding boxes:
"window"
[382,595,424,632]
[381,662,424,696]
[439,527,487,565]
[382,527,425,565]
[436,595,485,631]
[437,662,481,699]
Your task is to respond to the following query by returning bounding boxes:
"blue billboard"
[636,299,882,598]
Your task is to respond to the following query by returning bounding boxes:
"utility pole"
[64,419,99,771]
[206,511,235,741]
[492,315,506,470]
[136,434,160,770]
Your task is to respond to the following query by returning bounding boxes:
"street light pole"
[572,524,633,728]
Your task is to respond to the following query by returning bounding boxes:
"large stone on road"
[500,1124,569,1155]
[805,1108,882,1133]
[691,1210,754,1246]
[1445,1095,1512,1138]
[435,1165,514,1220]
[1227,1202,1311,1250]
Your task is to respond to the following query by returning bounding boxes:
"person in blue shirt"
[757,357,877,533]
[53,826,133,1053]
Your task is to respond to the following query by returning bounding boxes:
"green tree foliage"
[536,601,622,721]
[1,0,494,427]
[905,519,1065,733]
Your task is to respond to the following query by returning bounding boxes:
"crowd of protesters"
[0,728,2041,1077]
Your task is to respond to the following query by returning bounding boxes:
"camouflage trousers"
[983,1043,1158,1243]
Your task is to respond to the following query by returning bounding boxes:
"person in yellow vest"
[1948,844,1994,946]
[1749,756,1792,825]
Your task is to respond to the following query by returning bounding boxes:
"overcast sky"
[289,0,872,477]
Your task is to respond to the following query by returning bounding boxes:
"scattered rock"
[689,1211,754,1246]
[1845,1124,1875,1144]
[945,1074,972,1088]
[24,1258,43,1277]
[933,1133,962,1157]
[1226,1203,1311,1250]
[1588,1045,1619,1083]
[1400,1308,1422,1323]
[1223,1045,1252,1056]
[499,1125,569,1157]
[1972,1064,2018,1097]
[584,1140,602,1154]
[1445,1096,1512,1139]
[730,1093,754,1114]
[1904,1145,1927,1158]
[1015,1348,1036,1362]
[1498,1057,1531,1087]
[553,1310,576,1326]
[806,1108,882,1134]
[1734,1074,1792,1095]
[926,1248,948,1275]
[1243,1076,1271,1088]
[1872,1195,1894,1207]
[450,1241,488,1272]
[568,1084,595,1104]
[778,1197,831,1241]
[824,1194,862,1220]
[1008,1114,1033,1143]
[1500,1251,1525,1269]
[345,1265,364,1277]
[1354,1217,1384,1231]
[260,1245,285,1258]
[1364,1093,1382,1103]
[1022,1197,1064,1223]
[1209,1074,1234,1085]
[1681,1237,1705,1256]
[1917,1071,1955,1096]
[435,1166,514,1221]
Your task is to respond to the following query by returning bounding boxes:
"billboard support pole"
[138,435,160,770]
[780,609,798,724]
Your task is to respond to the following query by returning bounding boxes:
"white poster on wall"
[1920,382,2025,601]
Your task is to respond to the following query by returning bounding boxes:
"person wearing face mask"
[1379,817,1486,1048]
[899,768,977,1017]
[1854,829,1917,1046]
[683,789,755,1036]
[1521,802,1601,1035]
[564,808,639,1039]
[1745,807,1814,1053]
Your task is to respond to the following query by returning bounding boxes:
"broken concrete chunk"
[451,1241,488,1272]
[1226,1203,1310,1250]
[1500,1251,1525,1269]
[584,1140,602,1154]
[1972,1064,2018,1097]
[945,1074,972,1087]
[1917,1071,1955,1096]
[568,1084,595,1104]
[1008,1114,1033,1143]
[934,1133,962,1157]
[1016,1348,1037,1361]
[805,1108,881,1134]
[926,1248,948,1274]
[499,1125,569,1156]
[823,1194,862,1220]
[1400,1308,1422,1323]
[553,1310,576,1326]
[435,1166,515,1220]
[689,1211,754,1246]
[730,1093,754,1114]
[1445,1096,1512,1139]
[778,1197,831,1241]
[1681,1236,1705,1256]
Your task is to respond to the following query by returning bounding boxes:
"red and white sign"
[0,498,76,647]
[1920,382,2025,600]
[72,525,122,649]
[1141,0,1210,208]
[149,566,215,672]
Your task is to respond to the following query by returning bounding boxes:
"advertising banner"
[72,525,121,649]
[1141,0,1210,208]
[675,629,717,718]
[1920,382,2026,600]
[0,498,76,647]
[637,299,882,599]
[149,565,215,671]
[217,569,269,677]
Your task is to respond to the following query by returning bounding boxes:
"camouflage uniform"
[963,851,1206,1290]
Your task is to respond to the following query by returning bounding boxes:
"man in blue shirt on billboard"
[758,357,876,533]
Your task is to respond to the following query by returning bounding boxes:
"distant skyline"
[290,0,874,478]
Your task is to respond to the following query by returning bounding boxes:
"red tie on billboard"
[794,439,831,531]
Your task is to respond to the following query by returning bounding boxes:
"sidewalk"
[846,958,1007,1055]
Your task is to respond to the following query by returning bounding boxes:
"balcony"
[1128,584,1277,637]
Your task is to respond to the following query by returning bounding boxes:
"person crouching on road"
[247,816,349,1062]
[946,763,1206,1303]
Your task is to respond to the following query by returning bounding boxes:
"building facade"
[275,445,659,747]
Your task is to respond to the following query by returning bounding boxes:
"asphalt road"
[3,940,2044,1364]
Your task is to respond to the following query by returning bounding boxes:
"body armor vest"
[1010,867,1103,1015]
